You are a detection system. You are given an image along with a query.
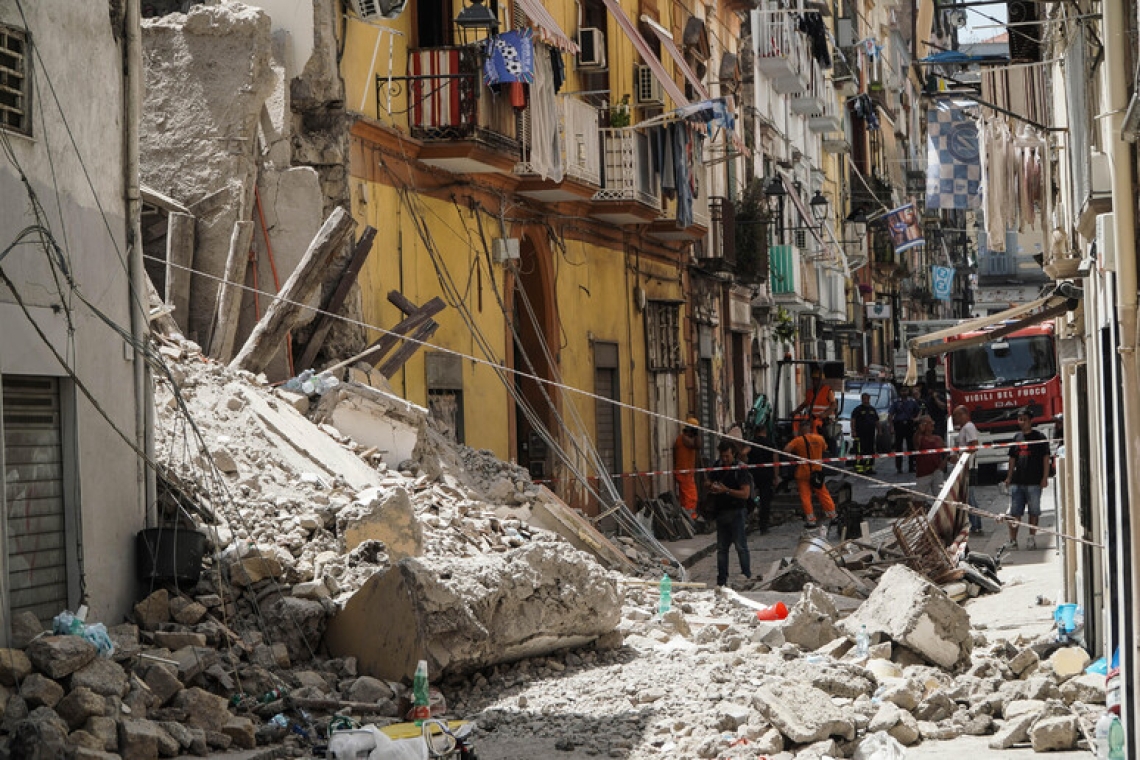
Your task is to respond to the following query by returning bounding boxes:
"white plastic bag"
[852,731,907,760]
[327,726,428,760]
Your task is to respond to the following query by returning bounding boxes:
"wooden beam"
[230,206,355,374]
[296,226,377,371]
[164,212,195,335]
[320,296,446,376]
[378,319,439,378]
[209,220,254,361]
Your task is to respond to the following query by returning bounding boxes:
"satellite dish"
[949,9,969,28]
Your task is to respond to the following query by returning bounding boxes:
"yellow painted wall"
[350,179,514,457]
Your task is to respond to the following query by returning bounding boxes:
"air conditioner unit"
[635,65,664,106]
[1096,213,1115,272]
[347,0,408,21]
[576,28,606,69]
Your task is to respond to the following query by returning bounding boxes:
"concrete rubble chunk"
[1048,646,1091,679]
[169,596,208,626]
[56,687,108,731]
[347,676,395,704]
[1029,715,1079,752]
[19,673,65,709]
[312,383,427,469]
[153,631,208,650]
[1007,646,1039,676]
[10,707,70,758]
[715,701,752,731]
[85,715,119,752]
[10,612,45,649]
[263,596,326,663]
[326,542,621,680]
[71,657,130,698]
[1059,672,1106,704]
[119,717,165,760]
[752,681,857,744]
[781,584,841,651]
[914,689,956,722]
[780,659,876,699]
[988,712,1037,749]
[226,551,284,587]
[172,687,233,733]
[134,590,171,631]
[222,716,257,749]
[26,636,98,680]
[143,664,184,706]
[339,486,424,561]
[842,564,973,669]
[0,649,33,686]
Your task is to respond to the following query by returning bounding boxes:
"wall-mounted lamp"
[455,0,499,33]
[809,190,829,223]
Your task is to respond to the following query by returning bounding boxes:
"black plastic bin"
[136,527,206,586]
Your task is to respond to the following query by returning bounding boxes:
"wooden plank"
[209,220,255,361]
[322,296,446,375]
[378,320,439,378]
[230,207,355,374]
[297,226,377,371]
[165,212,196,334]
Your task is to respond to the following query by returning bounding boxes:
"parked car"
[837,381,899,457]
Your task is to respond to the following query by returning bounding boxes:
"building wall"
[0,1,145,629]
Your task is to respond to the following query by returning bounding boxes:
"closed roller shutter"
[3,376,69,625]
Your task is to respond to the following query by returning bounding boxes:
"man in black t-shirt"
[707,440,753,587]
[1003,409,1051,550]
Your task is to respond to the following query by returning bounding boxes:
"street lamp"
[455,0,499,36]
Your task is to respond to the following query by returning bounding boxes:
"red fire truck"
[943,321,1061,466]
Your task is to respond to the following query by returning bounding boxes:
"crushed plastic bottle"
[657,573,673,616]
[855,624,870,659]
[283,369,340,397]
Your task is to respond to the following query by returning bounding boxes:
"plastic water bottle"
[1095,711,1125,759]
[658,573,673,616]
[412,660,430,726]
[855,625,870,659]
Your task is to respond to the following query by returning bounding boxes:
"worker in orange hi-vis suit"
[673,417,701,518]
[782,419,837,528]
[791,363,838,454]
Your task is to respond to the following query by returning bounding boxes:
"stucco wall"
[0,1,144,628]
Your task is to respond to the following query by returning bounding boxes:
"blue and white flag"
[932,265,955,300]
[885,203,924,253]
[926,101,981,210]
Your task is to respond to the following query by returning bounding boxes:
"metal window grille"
[0,25,31,136]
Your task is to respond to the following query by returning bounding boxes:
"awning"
[515,0,580,54]
[781,174,827,252]
[903,283,1082,384]
[602,0,689,107]
[631,98,734,131]
[641,15,710,101]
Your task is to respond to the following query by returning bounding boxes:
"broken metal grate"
[892,505,964,585]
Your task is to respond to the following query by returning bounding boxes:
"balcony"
[831,49,859,97]
[692,197,735,270]
[790,60,826,116]
[754,13,809,93]
[590,128,661,225]
[516,95,603,202]
[808,88,844,133]
[770,244,812,311]
[649,165,710,241]
[396,47,521,175]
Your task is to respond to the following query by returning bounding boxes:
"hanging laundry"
[797,13,832,68]
[549,48,565,93]
[672,124,693,228]
[483,29,536,86]
[851,95,880,130]
[528,43,564,182]
[981,117,1012,251]
[661,124,676,194]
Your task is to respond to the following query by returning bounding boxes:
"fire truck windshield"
[948,335,1057,390]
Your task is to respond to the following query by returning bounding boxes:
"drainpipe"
[124,0,155,525]
[1103,0,1140,730]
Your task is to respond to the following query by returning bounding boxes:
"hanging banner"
[926,100,981,210]
[932,265,955,300]
[885,203,925,253]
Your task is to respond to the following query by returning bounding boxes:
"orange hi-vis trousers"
[796,476,836,523]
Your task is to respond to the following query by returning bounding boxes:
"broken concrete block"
[1048,646,1091,678]
[1007,647,1039,676]
[212,447,239,474]
[172,687,233,733]
[119,718,164,760]
[9,707,70,758]
[85,715,119,752]
[339,486,423,561]
[1029,715,1079,752]
[752,681,856,744]
[153,631,208,650]
[325,542,620,680]
[262,596,325,663]
[169,596,208,626]
[56,687,107,731]
[26,636,97,680]
[143,665,183,707]
[10,612,44,650]
[715,701,753,731]
[226,551,284,586]
[133,590,171,631]
[877,678,920,711]
[782,584,840,651]
[276,389,310,414]
[71,658,129,699]
[842,564,972,670]
[987,712,1036,749]
[311,383,427,468]
[1059,672,1106,705]
[222,716,257,749]
[19,673,64,709]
